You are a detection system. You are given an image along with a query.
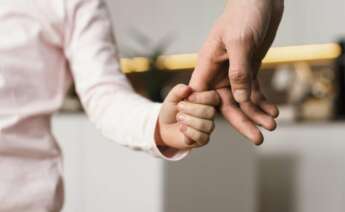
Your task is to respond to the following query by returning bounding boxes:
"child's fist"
[156,84,219,150]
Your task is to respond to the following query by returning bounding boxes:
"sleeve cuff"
[151,142,191,161]
[145,103,190,161]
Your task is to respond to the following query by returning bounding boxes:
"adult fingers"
[239,101,277,131]
[217,87,264,145]
[187,90,221,106]
[251,80,279,118]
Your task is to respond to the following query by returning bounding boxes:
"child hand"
[156,84,219,150]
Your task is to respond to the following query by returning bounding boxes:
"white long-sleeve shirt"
[0,0,186,211]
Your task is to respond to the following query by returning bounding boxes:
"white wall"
[258,123,345,212]
[55,115,164,212]
[105,0,345,55]
[55,116,257,212]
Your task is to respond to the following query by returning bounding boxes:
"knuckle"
[225,31,254,45]
[229,70,250,84]
[241,32,255,43]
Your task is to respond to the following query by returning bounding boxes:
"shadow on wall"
[163,119,257,212]
[257,154,300,212]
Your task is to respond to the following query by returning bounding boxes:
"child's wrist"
[154,120,166,147]
[154,120,181,158]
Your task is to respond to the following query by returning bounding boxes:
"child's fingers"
[177,101,216,120]
[187,90,220,106]
[182,134,197,146]
[177,112,214,134]
[180,124,210,146]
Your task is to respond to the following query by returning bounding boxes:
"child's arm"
[63,0,173,159]
[62,0,217,159]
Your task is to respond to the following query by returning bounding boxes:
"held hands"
[156,84,220,151]
[156,0,285,149]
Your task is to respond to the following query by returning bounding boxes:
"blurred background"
[55,0,345,212]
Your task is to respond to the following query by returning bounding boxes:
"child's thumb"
[165,84,192,104]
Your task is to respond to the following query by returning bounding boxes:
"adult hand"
[189,0,284,144]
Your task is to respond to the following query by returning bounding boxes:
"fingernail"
[177,114,184,122]
[234,90,249,102]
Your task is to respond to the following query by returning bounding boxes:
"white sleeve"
[63,0,188,160]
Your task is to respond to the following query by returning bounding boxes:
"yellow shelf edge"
[121,43,342,73]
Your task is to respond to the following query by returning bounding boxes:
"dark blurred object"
[294,63,335,121]
[122,30,174,102]
[127,71,191,102]
[260,62,336,122]
[334,40,345,119]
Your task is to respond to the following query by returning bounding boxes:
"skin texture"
[156,84,220,150]
[189,0,284,145]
